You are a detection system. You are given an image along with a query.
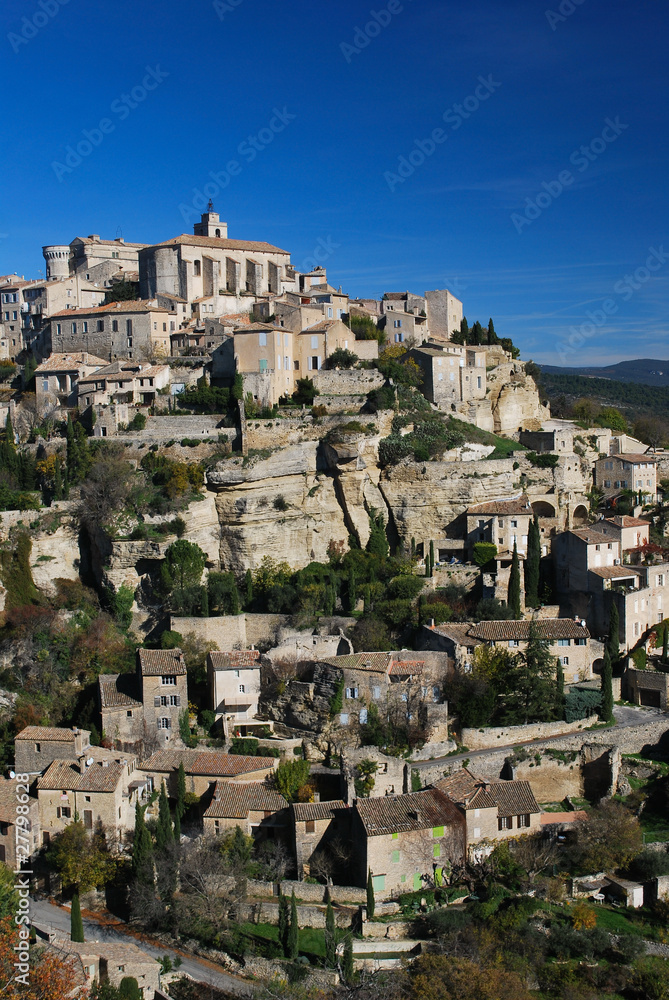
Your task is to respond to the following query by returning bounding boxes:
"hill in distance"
[539,358,669,387]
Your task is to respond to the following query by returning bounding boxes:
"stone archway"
[572,503,589,526]
[531,500,556,518]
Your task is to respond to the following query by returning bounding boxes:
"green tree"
[292,377,319,405]
[554,657,565,721]
[47,820,116,892]
[508,542,521,618]
[70,893,84,943]
[176,762,186,822]
[366,513,389,559]
[156,781,174,850]
[232,372,244,401]
[275,760,311,802]
[327,348,358,369]
[287,891,299,960]
[600,649,614,723]
[429,540,435,578]
[524,517,540,608]
[200,586,209,617]
[572,799,642,872]
[487,318,498,344]
[244,568,253,608]
[278,893,290,956]
[366,869,375,918]
[607,602,620,662]
[346,568,357,614]
[161,539,206,606]
[325,898,336,968]
[663,624,668,662]
[342,934,354,983]
[131,803,153,885]
[500,623,555,725]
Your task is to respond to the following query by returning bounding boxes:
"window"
[97,320,104,332]
[394,332,404,343]
[391,850,400,863]
[35,743,41,753]
[561,656,569,666]
[393,319,402,328]
[305,820,315,833]
[517,814,530,828]
[126,319,132,335]
[432,826,444,838]
[259,359,268,371]
[112,320,118,332]
[158,718,171,729]
[339,713,349,725]
[72,323,77,334]
[127,338,133,348]
[391,832,398,840]
[508,639,519,648]
[345,687,358,699]
[359,708,368,724]
[557,638,570,646]
[239,684,245,693]
[56,323,61,335]
[311,335,318,349]
[498,816,511,830]
[659,574,665,587]
[57,806,71,819]
[82,321,88,333]
[161,675,176,685]
[372,874,385,892]
[327,307,333,318]
[42,379,49,392]
[473,827,481,838]
[194,260,201,276]
[259,332,267,346]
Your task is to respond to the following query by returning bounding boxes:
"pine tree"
[70,893,84,942]
[278,893,290,956]
[131,802,153,885]
[287,891,299,960]
[554,657,565,721]
[607,603,620,662]
[524,517,541,608]
[342,934,354,983]
[600,649,614,723]
[325,898,336,968]
[501,622,555,724]
[508,542,521,618]
[347,569,357,614]
[366,869,375,918]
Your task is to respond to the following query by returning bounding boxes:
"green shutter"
[401,875,406,883]
[413,872,421,891]
[433,843,441,858]
[391,850,400,864]
[432,826,444,838]
[372,874,385,892]
[391,832,398,840]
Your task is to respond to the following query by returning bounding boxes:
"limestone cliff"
[487,362,547,435]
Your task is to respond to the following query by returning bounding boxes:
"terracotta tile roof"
[203,781,287,818]
[356,789,462,837]
[145,234,290,255]
[540,810,588,825]
[467,494,532,516]
[98,674,142,710]
[434,768,486,807]
[468,619,590,641]
[615,453,657,464]
[487,780,540,818]
[589,565,640,580]
[428,624,483,648]
[0,777,37,822]
[435,770,540,816]
[38,759,126,793]
[570,527,616,545]
[157,292,187,302]
[388,660,424,676]
[384,292,410,301]
[16,726,78,742]
[603,515,651,528]
[292,800,347,822]
[35,353,107,373]
[139,749,276,776]
[319,652,391,673]
[233,322,279,333]
[208,650,261,670]
[300,321,337,333]
[137,648,187,676]
[50,300,168,318]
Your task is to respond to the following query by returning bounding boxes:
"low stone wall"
[137,414,229,439]
[170,613,290,651]
[240,900,354,929]
[461,717,592,751]
[247,879,367,905]
[312,369,385,395]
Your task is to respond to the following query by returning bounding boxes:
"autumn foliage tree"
[0,916,84,999]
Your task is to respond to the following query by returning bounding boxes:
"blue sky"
[1,0,667,367]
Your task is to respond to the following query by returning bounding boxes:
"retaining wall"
[461,716,592,751]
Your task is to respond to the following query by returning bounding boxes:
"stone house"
[595,453,657,503]
[300,285,349,322]
[596,515,650,552]
[408,343,487,410]
[626,665,669,709]
[554,527,623,594]
[77,361,170,408]
[49,300,175,361]
[202,780,288,839]
[424,289,463,342]
[418,623,483,671]
[466,494,535,560]
[35,352,108,413]
[291,800,349,880]
[0,777,40,866]
[435,769,541,856]
[352,789,466,896]
[340,747,408,803]
[15,726,92,776]
[136,648,188,745]
[207,650,261,736]
[66,234,148,287]
[36,748,148,847]
[58,937,161,995]
[138,749,278,800]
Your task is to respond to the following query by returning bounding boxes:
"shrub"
[273,495,289,511]
[526,451,559,468]
[473,542,497,567]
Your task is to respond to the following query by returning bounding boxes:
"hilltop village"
[1,209,668,999]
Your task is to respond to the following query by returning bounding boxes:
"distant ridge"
[539,358,669,387]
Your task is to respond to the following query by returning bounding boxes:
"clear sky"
[1,0,667,367]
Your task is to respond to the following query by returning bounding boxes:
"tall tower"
[193,201,228,239]
[42,244,71,280]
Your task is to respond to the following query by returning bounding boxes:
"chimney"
[313,792,320,803]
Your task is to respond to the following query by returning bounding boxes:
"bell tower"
[194,200,228,239]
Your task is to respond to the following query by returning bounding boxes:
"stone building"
[58,234,148,287]
[595,515,650,552]
[136,648,189,744]
[466,494,535,561]
[202,781,288,838]
[626,666,669,709]
[57,937,161,995]
[554,527,623,595]
[36,747,148,846]
[408,343,487,410]
[435,768,541,857]
[291,799,349,879]
[0,777,40,866]
[138,749,278,799]
[595,453,658,503]
[49,300,176,361]
[15,726,92,776]
[340,747,408,803]
[77,361,170,408]
[207,650,261,736]
[352,789,466,896]
[424,289,463,342]
[35,352,108,413]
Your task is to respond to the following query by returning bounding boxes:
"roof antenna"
[207,199,215,212]
[115,226,123,239]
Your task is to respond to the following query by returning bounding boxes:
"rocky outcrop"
[487,363,547,435]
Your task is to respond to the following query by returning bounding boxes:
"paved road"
[413,705,667,772]
[30,897,252,995]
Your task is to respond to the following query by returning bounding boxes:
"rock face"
[487,363,547,435]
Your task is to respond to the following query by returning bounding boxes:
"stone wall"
[169,613,290,651]
[461,717,592,751]
[312,369,385,395]
[243,413,388,453]
[134,414,232,440]
[239,900,354,929]
[245,878,367,904]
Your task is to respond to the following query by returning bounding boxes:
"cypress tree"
[287,891,299,960]
[245,569,253,608]
[325,898,336,968]
[459,316,469,342]
[429,540,435,577]
[524,517,540,608]
[663,624,668,663]
[411,537,416,558]
[600,649,614,723]
[156,781,174,849]
[174,810,181,842]
[487,318,497,344]
[508,542,521,618]
[278,893,290,956]
[70,893,84,942]
[366,869,375,918]
[200,586,209,618]
[131,802,153,885]
[607,603,620,662]
[554,657,565,721]
[176,762,186,821]
[347,569,357,614]
[363,586,371,614]
[54,455,63,501]
[342,934,354,983]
